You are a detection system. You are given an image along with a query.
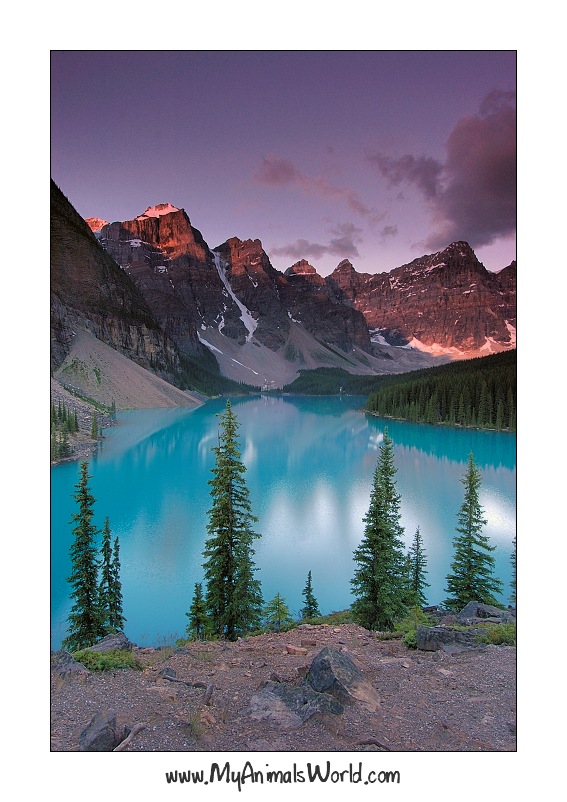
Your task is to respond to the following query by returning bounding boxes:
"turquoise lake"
[50,395,516,648]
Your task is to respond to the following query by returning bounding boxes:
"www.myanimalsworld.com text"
[165,760,400,791]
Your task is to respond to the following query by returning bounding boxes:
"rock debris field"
[50,622,516,753]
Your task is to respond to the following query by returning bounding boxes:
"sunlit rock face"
[99,208,248,350]
[83,197,515,364]
[326,242,517,355]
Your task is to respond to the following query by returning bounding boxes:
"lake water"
[51,395,516,648]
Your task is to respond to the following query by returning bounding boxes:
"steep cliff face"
[281,260,372,353]
[50,180,181,378]
[99,209,248,352]
[74,189,516,391]
[213,241,373,354]
[327,242,516,354]
[215,237,290,350]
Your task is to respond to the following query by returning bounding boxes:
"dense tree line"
[279,367,403,396]
[51,398,107,461]
[365,351,516,431]
[51,400,79,460]
[178,350,256,397]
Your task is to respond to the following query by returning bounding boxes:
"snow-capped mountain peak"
[136,203,180,219]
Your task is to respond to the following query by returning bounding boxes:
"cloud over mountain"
[255,155,375,218]
[272,221,363,261]
[368,90,516,251]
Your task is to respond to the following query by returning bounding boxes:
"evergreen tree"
[91,414,99,439]
[264,592,293,632]
[98,517,126,632]
[300,570,321,619]
[110,535,126,631]
[351,429,407,631]
[186,582,208,640]
[406,526,429,608]
[202,401,263,640]
[63,461,105,651]
[99,516,113,628]
[444,453,503,610]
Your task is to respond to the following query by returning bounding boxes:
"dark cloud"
[368,91,516,250]
[272,222,362,261]
[429,91,516,249]
[255,154,375,218]
[379,224,398,240]
[272,239,329,260]
[368,153,442,199]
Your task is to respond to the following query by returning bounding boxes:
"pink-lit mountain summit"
[55,181,515,396]
[87,199,516,357]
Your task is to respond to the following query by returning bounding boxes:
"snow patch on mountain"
[197,334,223,355]
[211,250,258,342]
[137,203,180,219]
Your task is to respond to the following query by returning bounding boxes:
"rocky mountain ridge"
[96,203,516,364]
[53,181,516,401]
[327,243,516,354]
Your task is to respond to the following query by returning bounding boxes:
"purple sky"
[51,51,516,276]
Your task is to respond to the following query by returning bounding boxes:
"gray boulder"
[456,601,515,625]
[305,646,380,711]
[84,632,134,653]
[78,710,131,751]
[248,681,343,730]
[416,625,483,652]
[248,646,380,729]
[51,650,90,677]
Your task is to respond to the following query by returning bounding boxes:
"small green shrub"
[476,622,516,646]
[394,607,437,649]
[73,649,141,671]
[402,629,418,649]
[307,609,356,626]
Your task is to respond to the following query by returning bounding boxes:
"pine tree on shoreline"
[202,401,263,640]
[186,582,208,640]
[406,526,429,608]
[264,592,293,632]
[445,453,503,609]
[300,570,321,619]
[63,461,105,651]
[351,429,407,631]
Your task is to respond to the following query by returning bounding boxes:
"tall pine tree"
[202,401,263,640]
[406,526,429,608]
[445,453,503,609]
[63,461,105,651]
[99,518,126,633]
[351,429,407,631]
[300,570,321,619]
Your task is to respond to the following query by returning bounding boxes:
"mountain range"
[51,180,516,407]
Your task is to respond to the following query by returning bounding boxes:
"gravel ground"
[51,624,516,753]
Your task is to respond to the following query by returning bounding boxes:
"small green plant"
[402,629,418,648]
[73,648,141,671]
[302,609,356,626]
[476,622,516,646]
[394,606,436,649]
